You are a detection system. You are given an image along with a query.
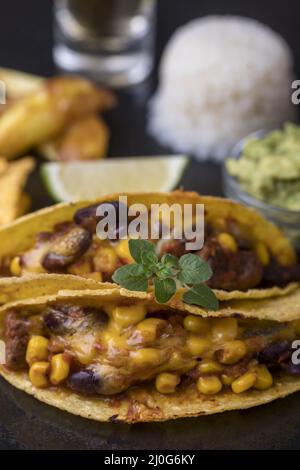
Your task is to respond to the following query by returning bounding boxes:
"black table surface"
[1,0,300,450]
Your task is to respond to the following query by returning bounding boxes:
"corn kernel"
[168,351,184,368]
[50,353,70,385]
[212,318,238,341]
[213,217,227,232]
[29,361,49,388]
[26,335,49,365]
[93,247,118,273]
[217,233,237,252]
[216,340,247,365]
[197,376,223,395]
[183,315,211,334]
[68,260,93,276]
[186,336,211,356]
[10,256,22,276]
[221,374,234,386]
[136,318,167,342]
[168,351,196,372]
[155,372,180,394]
[198,360,223,374]
[255,242,270,266]
[28,315,44,335]
[131,348,162,366]
[254,365,273,390]
[112,305,147,328]
[115,239,134,263]
[231,371,257,394]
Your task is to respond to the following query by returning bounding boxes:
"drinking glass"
[53,0,156,87]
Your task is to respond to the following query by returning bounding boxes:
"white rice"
[148,16,296,161]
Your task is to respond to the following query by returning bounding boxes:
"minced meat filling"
[3,302,300,396]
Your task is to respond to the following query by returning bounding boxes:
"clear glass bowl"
[222,130,300,249]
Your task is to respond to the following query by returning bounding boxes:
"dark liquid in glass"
[68,0,145,37]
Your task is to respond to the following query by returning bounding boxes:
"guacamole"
[227,123,300,211]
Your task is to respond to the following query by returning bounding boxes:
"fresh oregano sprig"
[112,239,219,310]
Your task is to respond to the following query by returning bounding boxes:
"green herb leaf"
[178,254,213,285]
[112,264,148,291]
[161,254,179,269]
[128,239,155,264]
[157,266,175,279]
[114,239,218,311]
[158,254,179,279]
[183,283,219,311]
[141,250,158,269]
[154,277,177,304]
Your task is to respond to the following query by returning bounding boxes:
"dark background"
[1,0,300,77]
[1,0,300,209]
[1,0,300,450]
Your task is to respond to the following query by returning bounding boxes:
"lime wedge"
[41,156,189,202]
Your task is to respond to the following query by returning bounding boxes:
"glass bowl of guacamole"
[223,123,300,248]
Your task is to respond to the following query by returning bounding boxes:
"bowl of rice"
[149,16,296,161]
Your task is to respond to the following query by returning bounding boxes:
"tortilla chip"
[0,157,34,224]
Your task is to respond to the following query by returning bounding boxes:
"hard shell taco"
[2,282,300,423]
[0,191,299,300]
[0,273,114,305]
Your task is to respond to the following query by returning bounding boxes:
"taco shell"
[0,191,297,300]
[1,285,300,423]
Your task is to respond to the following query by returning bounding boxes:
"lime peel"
[41,156,189,202]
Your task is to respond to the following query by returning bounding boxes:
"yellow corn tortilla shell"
[203,283,298,301]
[1,367,300,423]
[0,274,297,306]
[33,285,300,322]
[0,191,296,299]
[0,156,34,224]
[1,287,300,422]
[0,274,115,305]
[167,286,300,322]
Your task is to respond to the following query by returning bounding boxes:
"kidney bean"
[259,340,291,364]
[263,259,300,286]
[42,225,91,271]
[68,368,102,395]
[73,204,100,229]
[43,308,69,335]
[74,201,128,239]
